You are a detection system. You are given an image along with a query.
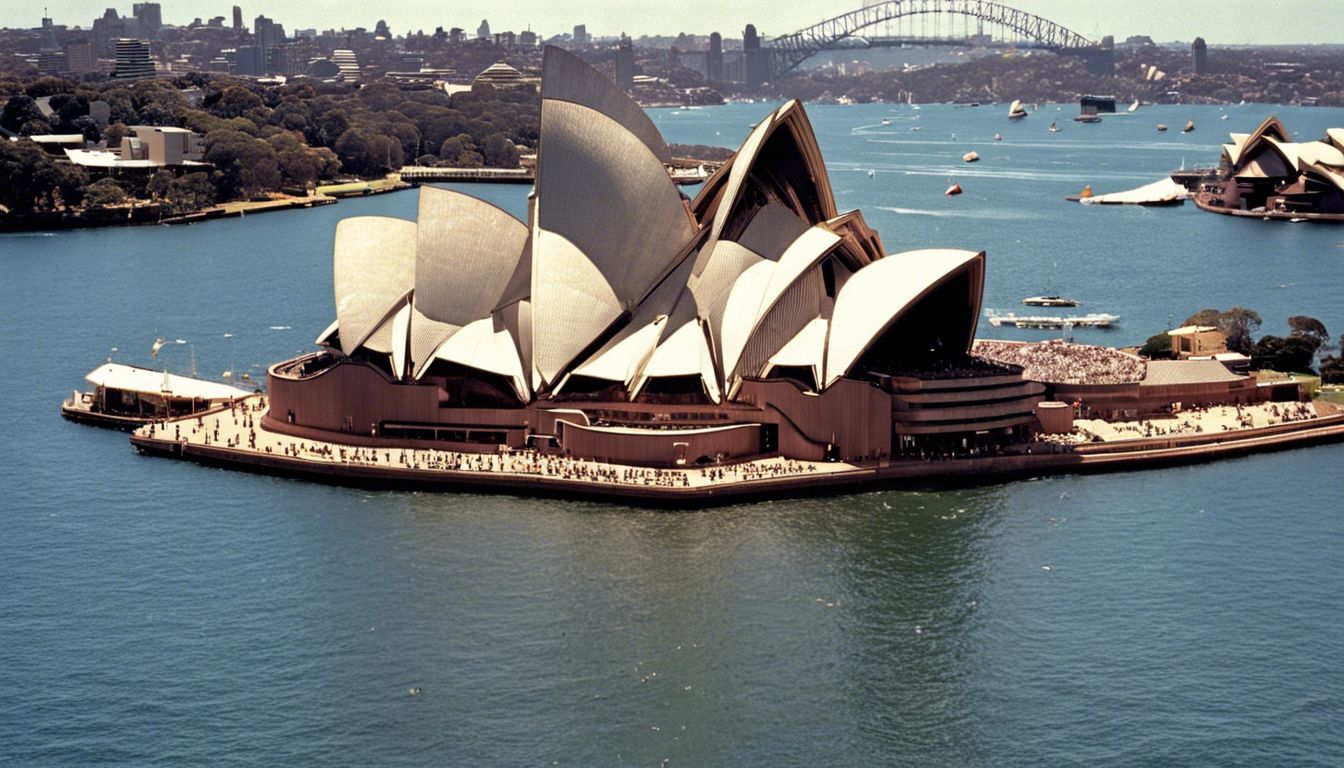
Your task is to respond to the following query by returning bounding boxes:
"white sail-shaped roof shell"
[414,186,529,327]
[632,316,722,404]
[530,227,624,389]
[824,249,984,388]
[720,225,842,382]
[567,253,698,387]
[540,46,671,163]
[332,216,416,355]
[425,316,530,402]
[763,317,830,390]
[530,47,694,389]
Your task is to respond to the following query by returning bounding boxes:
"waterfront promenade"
[130,395,1344,506]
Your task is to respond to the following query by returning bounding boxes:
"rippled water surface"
[2,102,1342,765]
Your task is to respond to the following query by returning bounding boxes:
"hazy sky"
[14,0,1344,45]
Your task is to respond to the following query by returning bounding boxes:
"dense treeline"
[0,72,537,214]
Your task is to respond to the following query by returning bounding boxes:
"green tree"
[83,177,128,208]
[334,128,401,176]
[481,132,519,167]
[1139,331,1172,360]
[203,129,282,199]
[1251,335,1321,373]
[70,115,101,143]
[0,139,86,212]
[103,122,130,148]
[167,172,215,213]
[438,133,476,164]
[146,169,174,200]
[1321,354,1344,384]
[213,86,264,119]
[1287,315,1329,345]
[0,94,45,133]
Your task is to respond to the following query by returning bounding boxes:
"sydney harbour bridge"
[734,0,1113,82]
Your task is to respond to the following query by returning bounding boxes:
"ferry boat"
[1022,295,1080,307]
[61,362,252,430]
[987,312,1118,329]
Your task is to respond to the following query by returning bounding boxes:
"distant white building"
[331,49,360,82]
[64,125,205,170]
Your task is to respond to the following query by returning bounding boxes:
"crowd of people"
[973,339,1146,385]
[140,396,832,490]
[1066,401,1320,443]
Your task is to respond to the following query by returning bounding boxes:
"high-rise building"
[132,3,162,38]
[234,45,264,76]
[65,41,95,73]
[743,24,767,86]
[519,29,537,48]
[114,38,155,79]
[254,14,285,72]
[573,25,588,45]
[1192,37,1208,75]
[707,32,723,82]
[232,6,244,31]
[477,19,490,39]
[614,36,633,91]
[37,50,69,75]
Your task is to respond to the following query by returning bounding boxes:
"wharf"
[1191,194,1344,222]
[398,165,711,186]
[128,396,1344,507]
[399,166,534,184]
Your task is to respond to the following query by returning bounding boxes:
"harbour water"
[2,102,1342,764]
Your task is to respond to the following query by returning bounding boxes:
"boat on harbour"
[1022,295,1080,307]
[61,361,252,430]
[987,312,1118,329]
[1008,99,1028,120]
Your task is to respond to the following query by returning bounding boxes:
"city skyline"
[9,0,1344,46]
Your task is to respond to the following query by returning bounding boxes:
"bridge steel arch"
[766,0,1097,77]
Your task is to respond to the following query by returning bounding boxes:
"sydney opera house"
[1181,115,1344,220]
[260,47,1044,468]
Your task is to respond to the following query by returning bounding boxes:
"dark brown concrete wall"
[556,420,761,466]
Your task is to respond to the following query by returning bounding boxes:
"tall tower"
[614,35,634,91]
[1192,37,1208,75]
[743,24,767,86]
[707,31,723,82]
[232,6,243,31]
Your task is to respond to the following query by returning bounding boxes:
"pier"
[398,166,535,184]
[397,165,712,186]
[129,395,1344,507]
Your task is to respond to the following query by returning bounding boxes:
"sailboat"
[1008,99,1027,120]
[1127,99,1140,113]
[1048,121,1060,133]
[1182,120,1196,133]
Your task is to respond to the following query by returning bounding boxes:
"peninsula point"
[129,47,1344,505]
